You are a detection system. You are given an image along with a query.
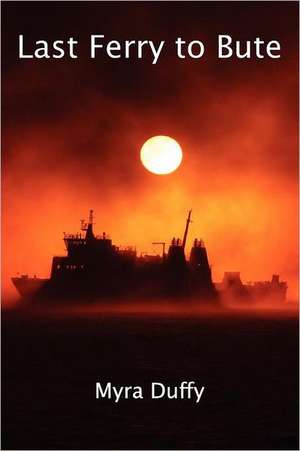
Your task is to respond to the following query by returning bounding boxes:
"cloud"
[2,2,298,301]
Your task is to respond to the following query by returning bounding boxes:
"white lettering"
[218,34,233,58]
[96,382,111,399]
[187,40,205,58]
[18,35,33,58]
[107,40,121,58]
[91,35,104,58]
[148,40,165,64]
[266,40,281,58]
[175,37,186,59]
[152,382,165,399]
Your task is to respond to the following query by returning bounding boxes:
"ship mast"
[82,209,95,240]
[182,210,192,251]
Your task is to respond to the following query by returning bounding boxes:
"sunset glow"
[2,3,298,305]
[140,136,183,175]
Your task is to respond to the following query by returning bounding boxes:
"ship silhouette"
[12,210,287,303]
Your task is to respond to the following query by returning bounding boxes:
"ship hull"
[11,275,218,303]
[11,277,48,299]
[12,276,286,304]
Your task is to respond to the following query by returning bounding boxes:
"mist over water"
[3,294,298,318]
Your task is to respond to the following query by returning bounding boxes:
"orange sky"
[2,2,298,302]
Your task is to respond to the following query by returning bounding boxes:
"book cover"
[2,1,299,450]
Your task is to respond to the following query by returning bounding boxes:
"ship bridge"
[50,210,136,280]
[63,210,113,258]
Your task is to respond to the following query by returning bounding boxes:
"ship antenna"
[85,209,95,240]
[182,209,192,251]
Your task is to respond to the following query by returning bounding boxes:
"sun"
[140,135,183,175]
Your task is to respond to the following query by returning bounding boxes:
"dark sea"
[2,301,299,450]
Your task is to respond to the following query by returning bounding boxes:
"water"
[2,302,299,449]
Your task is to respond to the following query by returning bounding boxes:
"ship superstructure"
[11,210,287,303]
[215,272,288,302]
[12,209,217,302]
[49,210,137,298]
